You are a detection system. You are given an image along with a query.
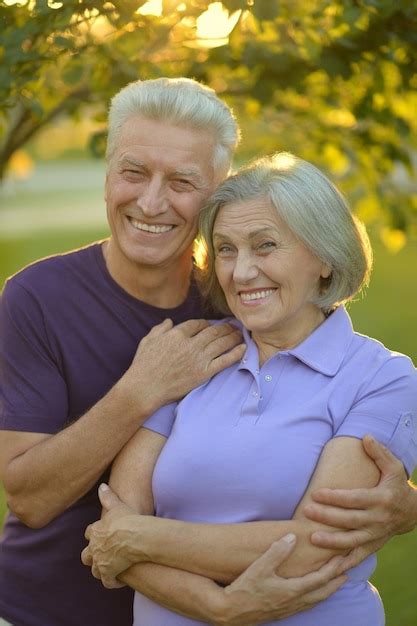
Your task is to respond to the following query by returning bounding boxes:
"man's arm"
[119,539,347,626]
[85,488,346,625]
[84,436,378,585]
[304,435,417,569]
[83,428,346,625]
[0,318,244,528]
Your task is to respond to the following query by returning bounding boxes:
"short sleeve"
[142,402,178,437]
[0,279,69,433]
[335,356,417,475]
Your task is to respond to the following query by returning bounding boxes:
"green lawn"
[0,228,417,625]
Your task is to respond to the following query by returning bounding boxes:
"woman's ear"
[321,263,332,279]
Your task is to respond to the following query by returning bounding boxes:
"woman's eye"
[258,241,276,250]
[216,245,233,255]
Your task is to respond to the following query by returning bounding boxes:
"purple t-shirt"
[0,242,208,626]
[136,307,417,626]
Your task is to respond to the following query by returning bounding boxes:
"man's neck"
[102,241,193,309]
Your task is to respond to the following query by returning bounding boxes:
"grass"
[0,227,417,625]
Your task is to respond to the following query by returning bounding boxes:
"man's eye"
[172,179,193,189]
[123,169,145,176]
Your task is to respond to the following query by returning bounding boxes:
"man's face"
[105,115,218,276]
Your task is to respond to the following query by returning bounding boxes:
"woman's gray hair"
[198,152,373,314]
[107,77,240,179]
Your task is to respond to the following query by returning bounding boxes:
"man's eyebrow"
[172,169,208,186]
[119,157,146,168]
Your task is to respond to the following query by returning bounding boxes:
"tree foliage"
[1,0,417,236]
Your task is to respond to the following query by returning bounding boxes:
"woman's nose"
[232,252,259,283]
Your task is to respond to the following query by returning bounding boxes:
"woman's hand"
[304,435,417,569]
[213,537,347,626]
[81,484,150,588]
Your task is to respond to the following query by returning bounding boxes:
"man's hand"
[303,435,417,570]
[81,484,144,589]
[214,535,347,626]
[122,319,245,414]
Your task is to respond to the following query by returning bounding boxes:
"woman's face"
[213,196,331,345]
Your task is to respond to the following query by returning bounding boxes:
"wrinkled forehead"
[213,195,296,238]
[109,115,217,180]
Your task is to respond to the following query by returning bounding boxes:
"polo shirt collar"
[238,306,355,377]
[287,306,354,376]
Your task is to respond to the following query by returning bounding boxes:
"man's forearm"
[117,539,347,626]
[3,379,155,528]
[120,561,226,623]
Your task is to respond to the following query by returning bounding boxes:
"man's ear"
[104,173,109,203]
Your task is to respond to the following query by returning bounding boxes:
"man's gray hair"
[107,77,240,178]
[198,152,372,314]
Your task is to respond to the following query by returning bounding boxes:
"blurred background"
[1,1,417,624]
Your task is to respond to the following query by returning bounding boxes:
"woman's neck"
[253,307,326,366]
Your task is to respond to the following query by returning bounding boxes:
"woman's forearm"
[134,516,341,583]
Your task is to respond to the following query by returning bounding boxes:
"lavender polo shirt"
[136,306,417,626]
[0,243,209,626]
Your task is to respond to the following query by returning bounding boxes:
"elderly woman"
[84,153,417,625]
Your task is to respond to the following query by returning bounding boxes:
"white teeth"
[130,219,174,234]
[240,289,276,302]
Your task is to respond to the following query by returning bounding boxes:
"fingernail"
[282,533,296,544]
[99,483,109,492]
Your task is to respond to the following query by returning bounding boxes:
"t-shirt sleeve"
[142,402,177,437]
[0,279,69,434]
[335,356,417,476]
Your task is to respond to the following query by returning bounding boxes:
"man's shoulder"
[4,241,104,298]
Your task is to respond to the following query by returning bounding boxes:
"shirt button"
[405,417,412,427]
[252,391,258,397]
[242,358,247,364]
[265,375,273,382]
[255,369,260,374]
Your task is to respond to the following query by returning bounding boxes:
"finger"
[247,534,297,577]
[310,528,371,550]
[98,483,122,512]
[194,322,239,345]
[204,330,244,359]
[338,536,388,572]
[174,319,211,337]
[301,574,347,606]
[91,563,102,581]
[147,318,173,335]
[85,524,92,540]
[292,555,345,594]
[81,547,93,567]
[362,435,404,477]
[304,501,376,528]
[209,344,247,375]
[310,487,380,510]
[101,575,126,590]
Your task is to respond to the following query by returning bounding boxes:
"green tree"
[1,0,417,237]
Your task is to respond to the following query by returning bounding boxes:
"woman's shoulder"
[351,330,415,376]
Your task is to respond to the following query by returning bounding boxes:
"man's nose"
[232,251,259,283]
[137,179,168,216]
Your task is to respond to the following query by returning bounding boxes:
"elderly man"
[0,78,416,626]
